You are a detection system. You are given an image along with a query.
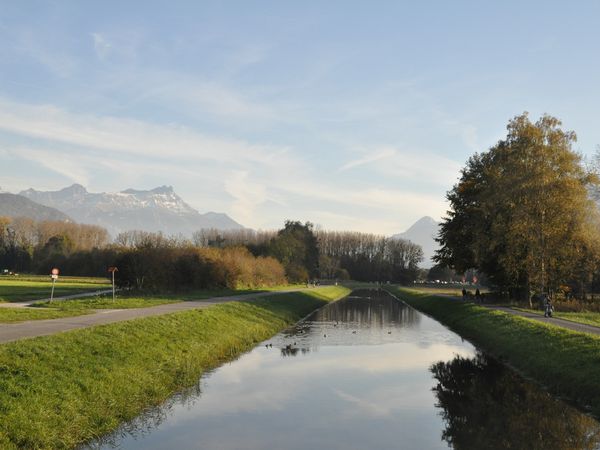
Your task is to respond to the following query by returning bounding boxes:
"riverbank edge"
[386,286,600,418]
[0,286,351,449]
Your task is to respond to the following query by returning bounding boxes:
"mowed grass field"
[0,276,111,303]
[406,285,486,296]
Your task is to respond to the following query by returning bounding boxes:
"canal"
[93,289,600,449]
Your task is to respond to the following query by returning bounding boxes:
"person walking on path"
[543,294,554,318]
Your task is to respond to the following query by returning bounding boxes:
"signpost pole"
[50,278,56,303]
[108,267,118,302]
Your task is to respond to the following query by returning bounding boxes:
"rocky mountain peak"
[392,216,440,268]
[17,184,244,236]
[64,183,88,194]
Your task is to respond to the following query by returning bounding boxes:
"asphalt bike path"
[434,292,600,337]
[0,289,115,308]
[486,305,600,336]
[0,289,305,344]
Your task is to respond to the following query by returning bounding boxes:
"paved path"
[407,290,600,336]
[486,305,600,336]
[0,290,303,344]
[0,289,115,308]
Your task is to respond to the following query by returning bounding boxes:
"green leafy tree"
[436,113,600,302]
[268,221,319,281]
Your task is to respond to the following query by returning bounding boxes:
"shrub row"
[115,245,286,291]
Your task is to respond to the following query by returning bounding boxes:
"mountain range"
[392,216,440,268]
[18,184,244,237]
[3,184,439,265]
[0,192,71,222]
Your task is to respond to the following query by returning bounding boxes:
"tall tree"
[268,221,319,281]
[436,113,600,302]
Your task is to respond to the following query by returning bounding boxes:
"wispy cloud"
[224,170,269,226]
[0,98,293,168]
[171,81,274,119]
[7,29,77,77]
[338,148,396,172]
[91,32,111,60]
[0,98,449,232]
[14,147,91,186]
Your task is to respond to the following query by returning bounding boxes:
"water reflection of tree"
[430,354,600,450]
[280,347,311,357]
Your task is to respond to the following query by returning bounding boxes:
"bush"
[115,245,287,291]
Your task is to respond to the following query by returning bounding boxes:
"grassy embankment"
[514,308,600,328]
[388,286,600,418]
[0,276,110,302]
[0,285,350,449]
[0,276,112,323]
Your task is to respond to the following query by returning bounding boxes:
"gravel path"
[0,289,303,344]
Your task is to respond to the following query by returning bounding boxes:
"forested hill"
[0,193,71,222]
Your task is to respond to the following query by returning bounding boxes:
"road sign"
[107,266,118,273]
[49,268,59,302]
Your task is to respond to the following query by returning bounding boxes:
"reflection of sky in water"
[92,291,477,449]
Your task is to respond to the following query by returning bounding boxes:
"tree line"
[0,217,423,291]
[316,230,423,284]
[0,217,110,274]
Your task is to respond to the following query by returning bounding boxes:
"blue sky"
[1,1,599,233]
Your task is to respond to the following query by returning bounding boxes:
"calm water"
[93,290,600,450]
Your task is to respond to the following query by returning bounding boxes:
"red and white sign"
[51,268,59,275]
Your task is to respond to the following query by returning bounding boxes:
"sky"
[1,1,600,234]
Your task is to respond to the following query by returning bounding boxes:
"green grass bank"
[515,308,600,328]
[0,284,307,324]
[0,285,350,449]
[0,277,110,303]
[0,307,90,323]
[388,286,600,418]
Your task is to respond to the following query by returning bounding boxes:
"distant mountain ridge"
[392,216,440,268]
[0,193,71,222]
[19,184,244,237]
